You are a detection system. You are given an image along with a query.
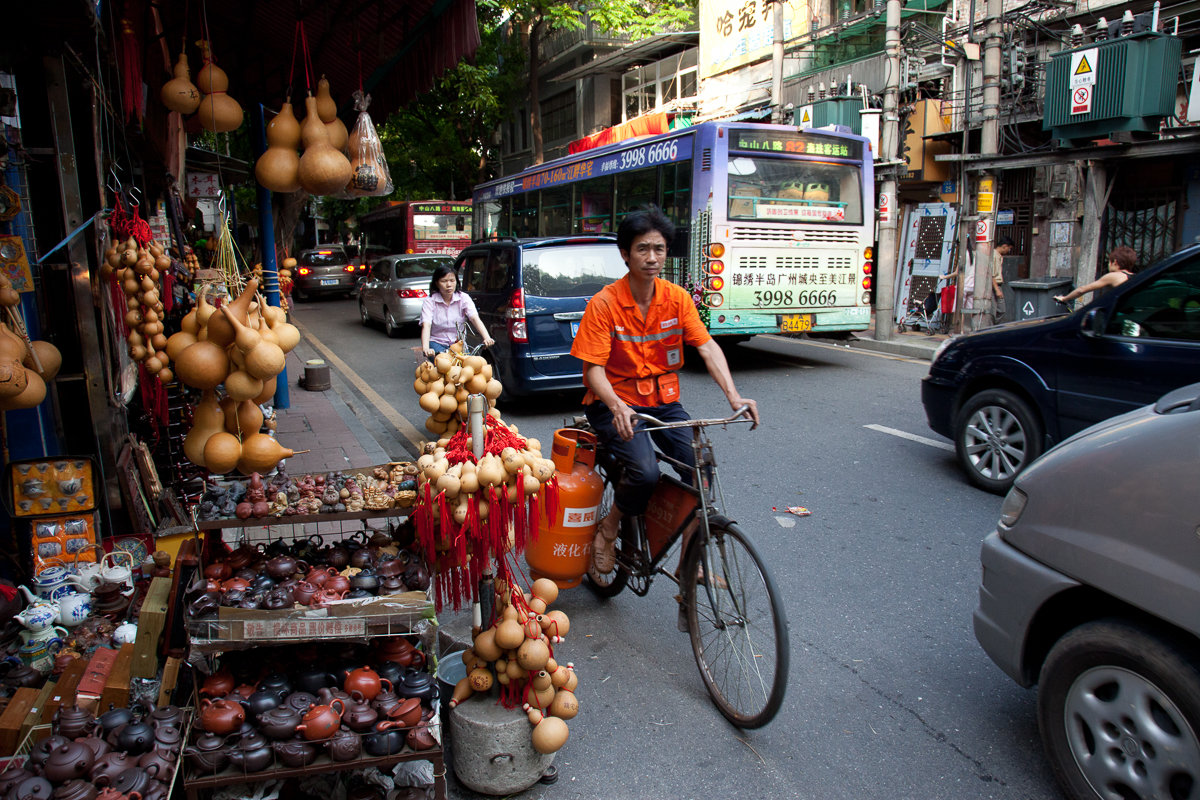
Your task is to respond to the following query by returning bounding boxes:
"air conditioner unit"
[1043,31,1181,141]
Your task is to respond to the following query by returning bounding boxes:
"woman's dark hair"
[1109,245,1139,272]
[429,263,458,295]
[617,206,675,253]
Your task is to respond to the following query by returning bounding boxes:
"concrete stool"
[448,692,554,795]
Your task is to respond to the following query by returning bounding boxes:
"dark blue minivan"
[922,243,1200,493]
[456,236,629,396]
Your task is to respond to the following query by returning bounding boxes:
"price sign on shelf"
[241,618,367,639]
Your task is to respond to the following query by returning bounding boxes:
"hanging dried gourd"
[298,93,352,196]
[160,52,202,114]
[255,99,302,194]
[195,40,243,132]
[315,76,348,152]
[345,91,394,198]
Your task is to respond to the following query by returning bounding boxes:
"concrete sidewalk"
[839,314,952,361]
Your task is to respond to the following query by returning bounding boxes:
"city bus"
[472,122,874,337]
[359,200,473,257]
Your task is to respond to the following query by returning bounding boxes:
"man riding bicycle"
[569,207,760,575]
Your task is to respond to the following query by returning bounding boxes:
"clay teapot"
[186,593,218,618]
[402,562,431,592]
[1,660,44,692]
[53,704,95,739]
[291,666,333,695]
[283,691,318,714]
[202,563,231,581]
[406,723,437,751]
[226,541,262,571]
[264,555,301,581]
[292,534,323,564]
[349,570,378,592]
[146,705,183,731]
[395,668,437,704]
[370,683,403,718]
[375,636,417,663]
[324,573,351,595]
[226,732,272,773]
[321,543,350,569]
[375,559,405,580]
[383,697,421,728]
[291,581,318,606]
[42,741,95,783]
[150,725,182,751]
[295,699,344,740]
[136,748,176,784]
[256,705,301,740]
[348,548,374,570]
[110,766,149,798]
[327,726,361,761]
[311,588,346,607]
[0,765,35,799]
[343,666,387,701]
[29,734,71,770]
[113,719,155,755]
[273,738,318,768]
[242,688,282,718]
[183,732,229,775]
[50,780,96,800]
[89,751,135,787]
[374,661,403,687]
[303,566,336,587]
[9,776,52,800]
[96,707,135,738]
[199,668,236,698]
[73,733,112,761]
[342,691,379,733]
[361,728,404,757]
[262,589,292,610]
[378,575,407,595]
[258,673,291,697]
[198,698,245,735]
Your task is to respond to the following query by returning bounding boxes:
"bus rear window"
[523,244,627,298]
[727,156,863,225]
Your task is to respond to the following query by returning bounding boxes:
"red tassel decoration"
[119,16,145,123]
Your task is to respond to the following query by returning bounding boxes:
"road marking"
[864,424,955,451]
[774,515,797,528]
[758,334,928,364]
[292,319,427,452]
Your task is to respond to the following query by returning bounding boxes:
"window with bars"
[541,91,577,144]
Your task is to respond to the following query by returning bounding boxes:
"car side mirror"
[1080,308,1106,338]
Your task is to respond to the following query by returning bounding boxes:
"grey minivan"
[974,381,1200,800]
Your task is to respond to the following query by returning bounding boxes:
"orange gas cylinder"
[526,428,606,589]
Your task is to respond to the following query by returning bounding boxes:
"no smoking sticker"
[1071,85,1092,115]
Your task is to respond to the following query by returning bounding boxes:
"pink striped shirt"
[420,292,478,345]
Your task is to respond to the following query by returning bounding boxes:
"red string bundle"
[119,17,144,123]
[108,195,153,246]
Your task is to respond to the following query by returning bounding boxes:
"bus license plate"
[570,321,580,338]
[781,314,812,333]
[320,279,338,286]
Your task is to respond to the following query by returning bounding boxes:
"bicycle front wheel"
[682,520,788,728]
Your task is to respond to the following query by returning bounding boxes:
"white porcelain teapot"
[71,544,106,591]
[99,551,135,588]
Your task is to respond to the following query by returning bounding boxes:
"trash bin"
[1008,278,1073,322]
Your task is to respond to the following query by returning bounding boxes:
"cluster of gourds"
[450,578,577,754]
[255,78,355,196]
[0,301,61,412]
[160,41,243,132]
[169,278,303,474]
[101,236,173,382]
[414,348,502,437]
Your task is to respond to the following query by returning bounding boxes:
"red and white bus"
[359,200,473,257]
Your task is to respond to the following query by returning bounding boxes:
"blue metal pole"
[251,102,290,410]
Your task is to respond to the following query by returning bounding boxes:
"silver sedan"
[358,254,454,337]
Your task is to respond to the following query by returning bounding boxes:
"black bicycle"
[583,406,788,729]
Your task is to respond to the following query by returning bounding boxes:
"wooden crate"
[99,644,135,711]
[133,577,172,678]
[0,688,38,756]
[41,657,87,723]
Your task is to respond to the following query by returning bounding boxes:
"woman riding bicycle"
[569,207,759,574]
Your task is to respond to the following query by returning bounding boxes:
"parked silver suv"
[974,381,1200,799]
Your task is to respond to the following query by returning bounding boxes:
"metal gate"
[1103,184,1182,268]
[998,168,1033,279]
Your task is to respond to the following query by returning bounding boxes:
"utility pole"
[874,0,902,342]
[972,0,1003,329]
[772,0,785,123]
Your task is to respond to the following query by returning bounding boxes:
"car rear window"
[299,249,348,266]
[396,258,451,279]
[522,244,627,298]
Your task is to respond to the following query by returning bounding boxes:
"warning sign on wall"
[1071,85,1093,115]
[975,218,992,243]
[1070,49,1098,88]
[797,105,814,129]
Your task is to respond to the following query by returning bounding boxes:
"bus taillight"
[706,260,724,274]
[506,289,528,343]
[862,276,873,290]
[706,277,724,291]
[706,243,725,258]
[863,263,873,274]
[708,293,725,308]
[863,246,874,260]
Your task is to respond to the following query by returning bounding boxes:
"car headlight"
[998,487,1027,529]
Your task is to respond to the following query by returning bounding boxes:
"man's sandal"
[591,517,619,573]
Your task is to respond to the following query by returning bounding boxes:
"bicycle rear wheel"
[682,519,788,728]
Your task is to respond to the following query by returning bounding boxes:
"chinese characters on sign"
[242,618,368,639]
[731,129,862,160]
[560,506,599,529]
[702,0,804,78]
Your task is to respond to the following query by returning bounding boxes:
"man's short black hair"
[996,234,1015,249]
[617,207,675,253]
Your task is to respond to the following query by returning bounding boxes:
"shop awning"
[155,0,481,118]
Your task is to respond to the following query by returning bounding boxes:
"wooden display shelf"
[183,748,445,800]
[193,506,413,531]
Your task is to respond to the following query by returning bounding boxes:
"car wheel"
[1038,619,1200,800]
[359,300,371,327]
[384,308,399,339]
[954,388,1042,494]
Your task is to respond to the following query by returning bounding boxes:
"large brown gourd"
[195,41,243,132]
[255,101,302,193]
[298,95,352,195]
[315,77,348,152]
[160,53,202,114]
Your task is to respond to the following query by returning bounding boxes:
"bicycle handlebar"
[631,404,755,431]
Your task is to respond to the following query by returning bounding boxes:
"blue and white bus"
[472,121,874,337]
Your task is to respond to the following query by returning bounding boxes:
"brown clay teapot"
[53,704,95,740]
[9,776,53,800]
[136,748,175,784]
[324,573,351,595]
[146,705,183,731]
[327,727,361,761]
[295,699,344,740]
[406,723,437,751]
[29,735,72,770]
[182,732,228,775]
[291,581,318,606]
[42,741,95,783]
[0,766,35,798]
[198,668,236,698]
[198,698,245,735]
[343,666,387,701]
[375,636,418,664]
[255,706,301,740]
[225,731,272,773]
[342,691,379,733]
[272,738,318,768]
[264,555,301,581]
[312,588,346,607]
[50,779,96,800]
[303,566,336,587]
[89,751,135,787]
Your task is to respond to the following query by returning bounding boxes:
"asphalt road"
[288,295,1061,800]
